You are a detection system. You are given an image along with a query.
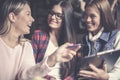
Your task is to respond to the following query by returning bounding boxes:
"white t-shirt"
[44,40,61,80]
[0,38,35,80]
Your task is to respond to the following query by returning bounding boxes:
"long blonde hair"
[0,0,30,44]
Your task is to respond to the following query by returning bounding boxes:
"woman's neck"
[91,26,103,36]
[1,33,19,48]
[50,30,59,47]
[89,27,104,42]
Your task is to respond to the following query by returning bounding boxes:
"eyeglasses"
[48,10,64,20]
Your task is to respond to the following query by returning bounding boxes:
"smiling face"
[84,6,102,35]
[48,4,63,30]
[13,4,34,35]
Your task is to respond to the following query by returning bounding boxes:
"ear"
[8,12,16,23]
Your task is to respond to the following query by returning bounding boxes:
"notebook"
[80,49,120,72]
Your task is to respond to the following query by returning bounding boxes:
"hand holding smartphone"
[67,44,82,50]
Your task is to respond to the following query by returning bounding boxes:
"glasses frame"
[48,10,64,20]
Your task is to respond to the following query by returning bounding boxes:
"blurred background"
[0,0,120,39]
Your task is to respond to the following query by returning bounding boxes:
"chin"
[24,31,30,35]
[26,32,30,34]
[87,29,92,32]
[87,28,94,32]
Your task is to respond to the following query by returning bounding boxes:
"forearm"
[22,57,57,80]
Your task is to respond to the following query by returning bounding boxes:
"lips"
[27,23,31,30]
[49,20,58,25]
[28,22,32,26]
[86,23,92,27]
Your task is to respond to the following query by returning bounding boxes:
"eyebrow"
[51,10,62,14]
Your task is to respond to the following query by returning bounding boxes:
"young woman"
[78,0,120,80]
[0,0,80,80]
[31,0,80,79]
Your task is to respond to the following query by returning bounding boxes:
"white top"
[44,40,61,80]
[0,37,61,80]
[108,31,120,80]
[0,38,35,80]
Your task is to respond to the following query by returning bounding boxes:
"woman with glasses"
[31,0,79,79]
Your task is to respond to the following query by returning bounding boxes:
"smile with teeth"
[28,23,32,27]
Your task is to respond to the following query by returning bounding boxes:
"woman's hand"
[79,64,109,80]
[47,42,81,67]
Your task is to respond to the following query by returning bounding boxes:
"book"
[80,49,120,72]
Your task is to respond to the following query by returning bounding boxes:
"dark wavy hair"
[40,0,77,46]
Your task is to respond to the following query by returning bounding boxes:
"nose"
[31,16,34,22]
[86,16,91,22]
[51,14,56,19]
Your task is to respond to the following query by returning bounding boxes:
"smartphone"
[67,44,80,49]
